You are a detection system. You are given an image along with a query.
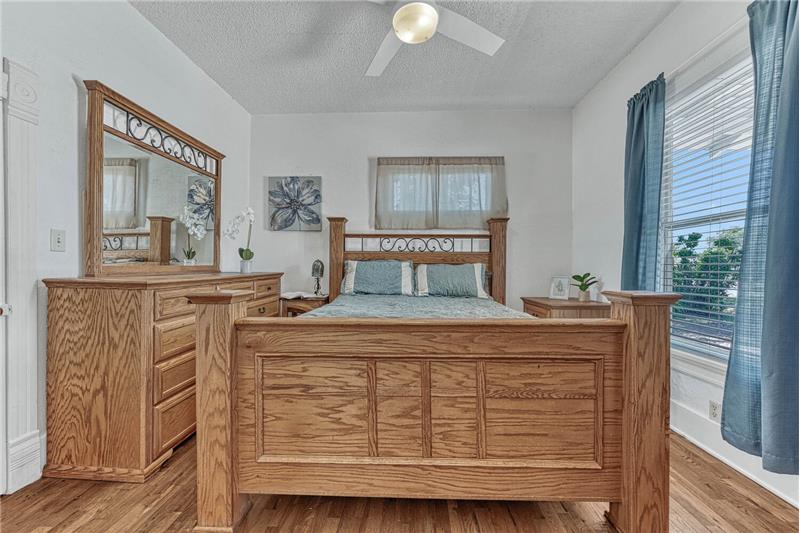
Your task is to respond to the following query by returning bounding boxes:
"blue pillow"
[415,263,489,298]
[341,260,414,295]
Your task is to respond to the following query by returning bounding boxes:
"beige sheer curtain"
[375,156,506,229]
[103,158,138,229]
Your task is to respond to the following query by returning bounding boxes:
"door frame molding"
[0,64,7,496]
[2,58,40,494]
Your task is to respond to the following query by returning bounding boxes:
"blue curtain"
[621,74,666,291]
[722,0,798,475]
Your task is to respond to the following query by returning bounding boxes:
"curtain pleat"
[722,0,798,475]
[621,74,666,290]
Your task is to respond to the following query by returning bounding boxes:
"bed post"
[487,217,508,305]
[189,290,253,533]
[602,291,680,533]
[328,217,347,301]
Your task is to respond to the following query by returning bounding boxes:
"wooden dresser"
[520,296,611,318]
[42,272,282,482]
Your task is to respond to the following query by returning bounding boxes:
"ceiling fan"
[365,1,505,77]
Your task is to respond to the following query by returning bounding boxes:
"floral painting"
[187,176,215,229]
[266,176,322,231]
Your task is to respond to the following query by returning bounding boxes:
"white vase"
[579,290,591,302]
[240,259,253,274]
[182,258,196,266]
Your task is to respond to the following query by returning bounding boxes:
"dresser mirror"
[84,81,223,276]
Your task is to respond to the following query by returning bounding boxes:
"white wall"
[1,0,251,492]
[571,1,798,505]
[249,109,573,309]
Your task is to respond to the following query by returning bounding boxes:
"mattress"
[302,294,532,319]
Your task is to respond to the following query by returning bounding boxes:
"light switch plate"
[50,229,66,252]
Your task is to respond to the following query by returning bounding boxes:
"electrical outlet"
[50,229,66,252]
[709,400,722,423]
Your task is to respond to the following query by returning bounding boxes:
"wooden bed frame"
[189,217,679,533]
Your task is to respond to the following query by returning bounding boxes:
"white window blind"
[660,49,754,358]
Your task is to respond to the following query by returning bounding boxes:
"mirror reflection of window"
[103,158,138,229]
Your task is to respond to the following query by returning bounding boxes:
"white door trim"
[3,58,40,494]
[0,65,8,496]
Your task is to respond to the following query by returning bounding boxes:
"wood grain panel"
[260,396,369,456]
[83,87,104,277]
[153,350,195,403]
[431,361,476,397]
[431,397,477,458]
[239,463,621,501]
[240,324,624,357]
[376,361,421,396]
[45,287,144,472]
[153,385,196,458]
[261,358,366,395]
[487,218,508,304]
[328,217,346,300]
[485,398,597,462]
[485,360,596,399]
[153,316,195,363]
[377,397,422,457]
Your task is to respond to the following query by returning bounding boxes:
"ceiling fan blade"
[436,6,505,56]
[365,30,403,77]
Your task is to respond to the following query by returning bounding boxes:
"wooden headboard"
[327,217,509,304]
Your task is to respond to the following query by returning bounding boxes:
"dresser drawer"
[216,280,255,294]
[155,285,215,321]
[154,316,195,363]
[153,385,196,458]
[254,278,280,299]
[154,351,196,404]
[247,297,279,317]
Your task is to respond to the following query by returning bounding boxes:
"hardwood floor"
[0,434,795,532]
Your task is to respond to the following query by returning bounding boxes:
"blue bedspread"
[302,294,532,319]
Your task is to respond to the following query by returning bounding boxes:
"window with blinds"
[659,51,754,358]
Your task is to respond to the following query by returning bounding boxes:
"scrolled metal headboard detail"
[379,236,455,253]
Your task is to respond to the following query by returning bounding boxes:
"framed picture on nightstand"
[549,276,570,300]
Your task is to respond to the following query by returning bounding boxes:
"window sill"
[671,347,728,388]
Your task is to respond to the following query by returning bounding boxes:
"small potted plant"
[571,272,598,302]
[179,206,207,266]
[223,207,256,273]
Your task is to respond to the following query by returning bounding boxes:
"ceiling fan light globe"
[392,2,439,44]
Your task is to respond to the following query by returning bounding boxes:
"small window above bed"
[375,156,507,230]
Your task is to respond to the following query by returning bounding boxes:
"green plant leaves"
[239,247,254,261]
[571,272,597,291]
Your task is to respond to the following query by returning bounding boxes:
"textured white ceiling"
[132,1,677,114]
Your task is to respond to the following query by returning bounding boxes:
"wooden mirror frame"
[83,81,224,277]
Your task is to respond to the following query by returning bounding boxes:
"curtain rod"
[666,15,749,80]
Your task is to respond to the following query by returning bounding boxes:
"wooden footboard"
[190,290,678,533]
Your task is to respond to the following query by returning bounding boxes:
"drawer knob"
[258,306,266,313]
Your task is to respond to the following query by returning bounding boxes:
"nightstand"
[280,295,329,317]
[520,296,610,318]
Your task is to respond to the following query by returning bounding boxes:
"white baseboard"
[6,430,43,494]
[671,400,798,507]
